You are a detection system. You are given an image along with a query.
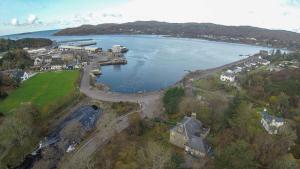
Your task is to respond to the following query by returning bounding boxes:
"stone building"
[170,113,210,157]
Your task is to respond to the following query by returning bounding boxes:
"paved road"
[80,63,163,118]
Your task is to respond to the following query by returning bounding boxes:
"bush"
[111,101,139,116]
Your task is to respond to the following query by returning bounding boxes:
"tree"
[277,92,289,115]
[163,87,184,114]
[252,126,297,167]
[137,141,171,169]
[221,94,241,129]
[0,105,37,167]
[269,154,299,169]
[215,140,259,169]
[0,49,33,70]
[230,102,262,141]
[1,105,35,149]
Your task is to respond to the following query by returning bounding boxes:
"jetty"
[57,39,93,43]
[99,58,127,66]
[76,41,97,47]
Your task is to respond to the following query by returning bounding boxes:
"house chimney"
[191,112,197,119]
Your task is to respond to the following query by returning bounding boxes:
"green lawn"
[0,70,80,117]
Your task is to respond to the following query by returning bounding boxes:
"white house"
[21,72,29,81]
[51,65,64,70]
[260,109,285,135]
[220,70,235,82]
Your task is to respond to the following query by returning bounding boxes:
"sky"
[0,0,300,35]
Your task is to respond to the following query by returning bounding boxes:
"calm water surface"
[4,31,271,93]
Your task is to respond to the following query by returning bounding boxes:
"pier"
[99,58,127,66]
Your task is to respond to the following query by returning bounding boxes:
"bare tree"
[138,141,171,169]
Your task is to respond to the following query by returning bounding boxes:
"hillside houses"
[170,113,210,158]
[220,55,271,83]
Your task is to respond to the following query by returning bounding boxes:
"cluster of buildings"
[169,113,210,158]
[24,40,130,74]
[29,48,87,71]
[220,55,270,82]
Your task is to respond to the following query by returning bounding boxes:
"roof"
[261,111,284,123]
[170,116,209,153]
[51,58,64,65]
[171,116,204,139]
[186,136,207,152]
[12,71,27,78]
[222,71,235,77]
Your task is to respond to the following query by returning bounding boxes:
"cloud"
[28,14,38,24]
[11,18,19,26]
[102,13,122,18]
[10,14,42,27]
[59,12,123,27]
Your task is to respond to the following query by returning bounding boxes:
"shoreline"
[91,54,255,96]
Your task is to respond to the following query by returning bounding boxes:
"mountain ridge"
[55,21,300,50]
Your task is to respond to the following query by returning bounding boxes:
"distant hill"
[55,21,300,50]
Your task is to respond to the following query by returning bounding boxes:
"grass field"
[0,70,80,117]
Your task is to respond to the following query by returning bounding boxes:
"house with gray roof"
[170,113,210,157]
[260,109,285,134]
